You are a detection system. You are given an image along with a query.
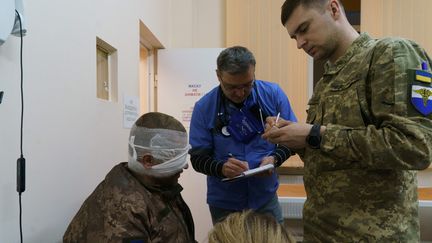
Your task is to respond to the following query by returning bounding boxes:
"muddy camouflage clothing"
[63,163,196,243]
[301,33,432,242]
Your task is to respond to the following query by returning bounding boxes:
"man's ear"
[329,0,342,19]
[139,154,154,169]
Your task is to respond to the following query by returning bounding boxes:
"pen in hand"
[224,153,249,178]
[274,112,281,127]
[273,112,281,147]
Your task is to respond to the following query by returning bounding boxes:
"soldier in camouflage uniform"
[63,112,196,243]
[262,0,432,242]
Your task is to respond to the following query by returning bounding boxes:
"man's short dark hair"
[134,112,185,132]
[280,0,329,26]
[217,46,256,75]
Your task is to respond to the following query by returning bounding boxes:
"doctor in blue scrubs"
[189,46,297,224]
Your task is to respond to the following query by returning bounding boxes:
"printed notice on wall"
[182,84,205,124]
[123,95,140,129]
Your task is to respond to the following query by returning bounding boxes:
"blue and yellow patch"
[409,62,432,116]
[415,69,432,83]
[411,85,432,116]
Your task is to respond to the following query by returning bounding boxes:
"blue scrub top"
[189,80,297,210]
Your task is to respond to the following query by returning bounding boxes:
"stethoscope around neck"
[216,82,266,137]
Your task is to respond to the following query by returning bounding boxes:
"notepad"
[221,164,275,182]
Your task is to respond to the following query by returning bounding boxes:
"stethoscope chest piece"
[221,126,231,136]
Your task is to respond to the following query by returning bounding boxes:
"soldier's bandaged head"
[128,133,190,176]
[128,112,190,177]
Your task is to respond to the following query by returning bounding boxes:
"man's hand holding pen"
[262,116,319,149]
[222,153,249,178]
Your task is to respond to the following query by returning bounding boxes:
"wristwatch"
[306,124,321,149]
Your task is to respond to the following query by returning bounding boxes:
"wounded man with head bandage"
[63,112,197,243]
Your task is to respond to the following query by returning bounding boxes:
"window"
[96,37,117,101]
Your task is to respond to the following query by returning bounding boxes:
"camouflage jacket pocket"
[321,77,368,127]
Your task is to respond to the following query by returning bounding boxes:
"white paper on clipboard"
[221,164,274,182]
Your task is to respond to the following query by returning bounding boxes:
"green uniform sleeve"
[320,38,432,171]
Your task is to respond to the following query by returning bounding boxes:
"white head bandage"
[128,127,190,177]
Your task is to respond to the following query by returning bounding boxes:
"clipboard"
[221,164,274,182]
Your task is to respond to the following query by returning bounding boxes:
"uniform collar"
[324,33,372,75]
[144,182,183,200]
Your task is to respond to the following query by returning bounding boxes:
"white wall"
[168,0,225,48]
[0,0,224,242]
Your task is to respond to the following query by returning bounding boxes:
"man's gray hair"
[217,46,256,74]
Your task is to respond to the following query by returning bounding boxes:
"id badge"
[227,109,262,143]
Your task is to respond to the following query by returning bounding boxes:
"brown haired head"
[281,0,339,26]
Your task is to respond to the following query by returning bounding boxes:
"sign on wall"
[123,95,139,129]
[157,48,223,130]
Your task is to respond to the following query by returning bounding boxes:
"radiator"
[279,197,305,219]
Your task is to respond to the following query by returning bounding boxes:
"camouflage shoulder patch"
[411,84,432,116]
[408,62,432,83]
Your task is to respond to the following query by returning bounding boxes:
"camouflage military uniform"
[301,33,432,242]
[63,163,196,243]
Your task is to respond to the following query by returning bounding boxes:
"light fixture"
[0,0,26,46]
